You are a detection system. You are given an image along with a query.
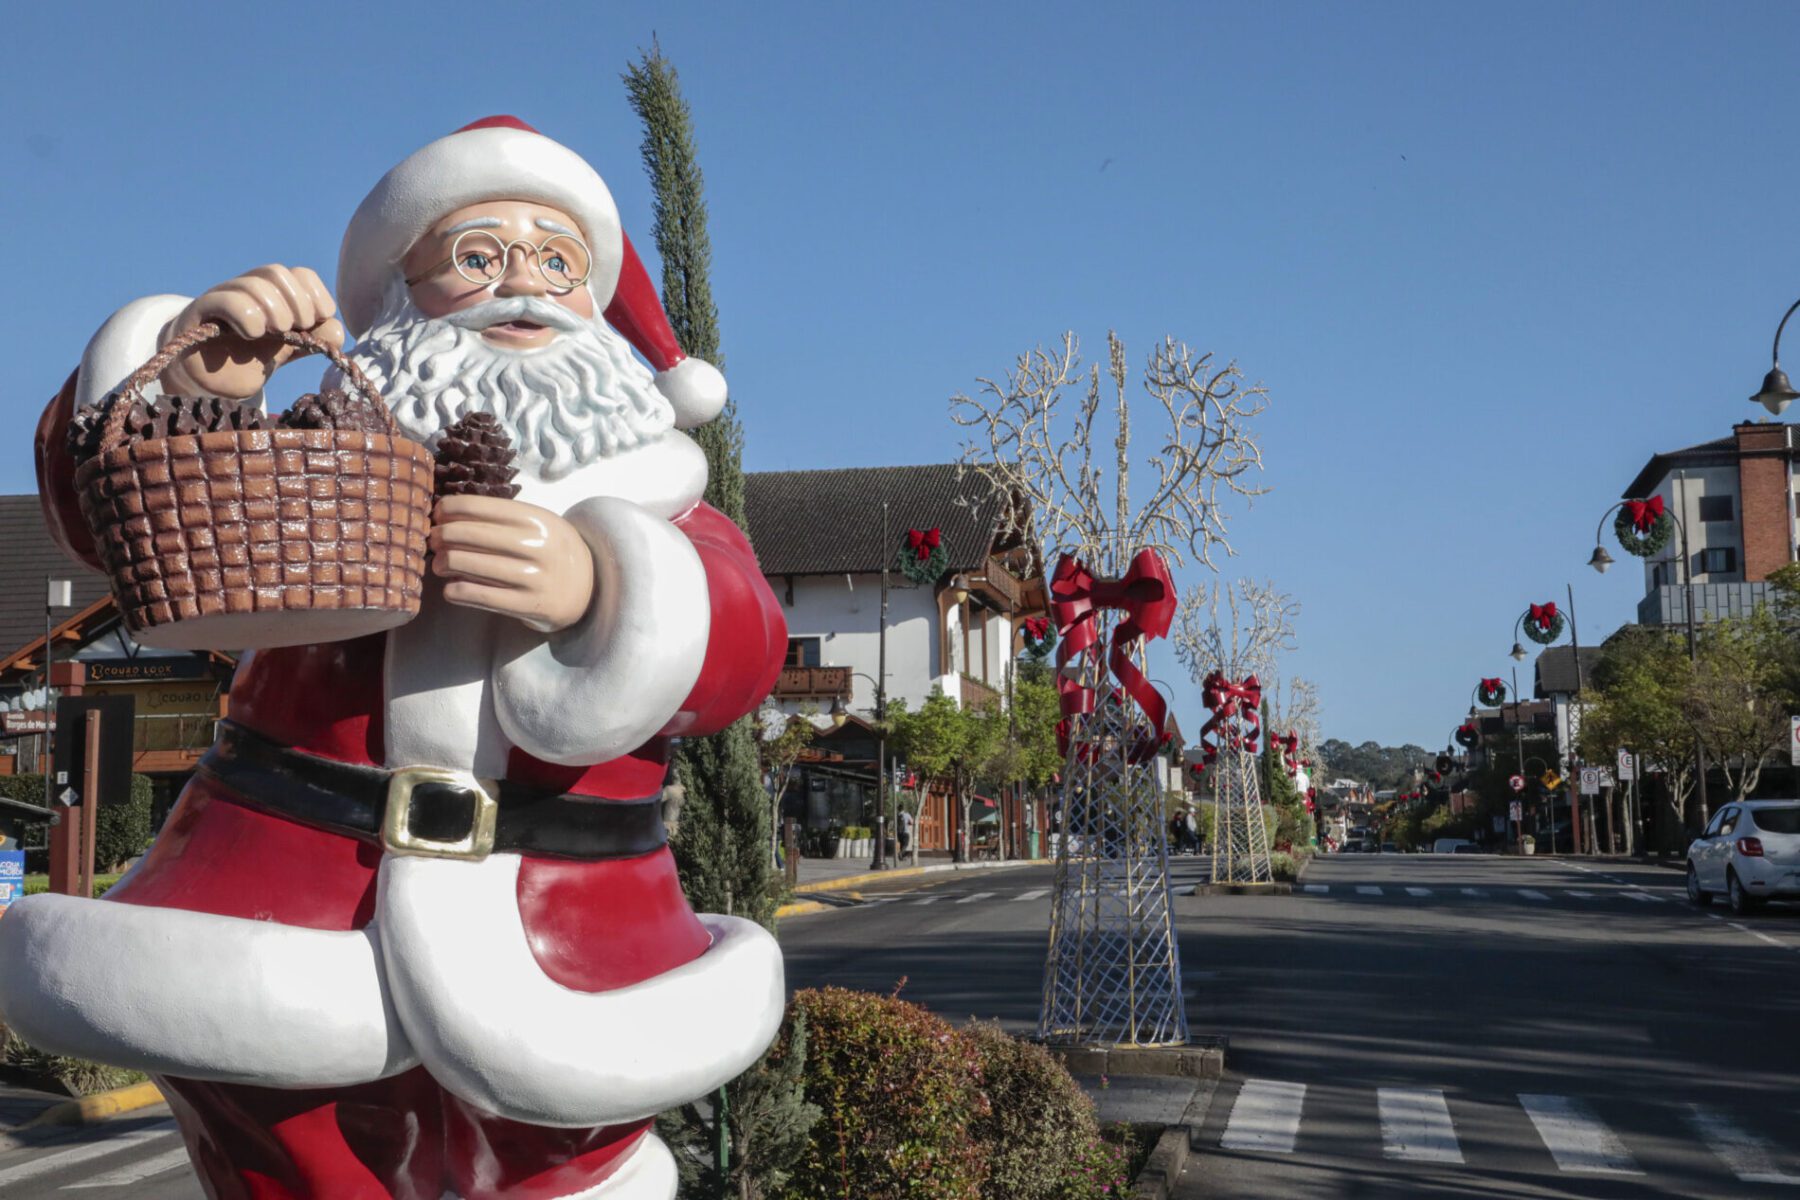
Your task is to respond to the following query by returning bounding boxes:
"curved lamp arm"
[1751,297,1800,415]
[1589,500,1687,576]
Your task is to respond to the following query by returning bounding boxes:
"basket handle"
[100,321,395,454]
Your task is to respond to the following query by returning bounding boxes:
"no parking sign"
[1791,716,1800,767]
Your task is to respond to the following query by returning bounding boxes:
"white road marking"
[1565,890,1594,899]
[912,896,938,905]
[1461,887,1487,897]
[1725,922,1786,947]
[63,1146,193,1189]
[1303,884,1329,894]
[1378,1088,1464,1164]
[866,896,903,904]
[0,1121,179,1187]
[1518,1094,1642,1175]
[1623,892,1665,903]
[955,892,995,904]
[1356,885,1383,895]
[1220,1080,1307,1154]
[1013,888,1050,901]
[1686,1104,1800,1184]
[1405,887,1432,897]
[1518,889,1550,901]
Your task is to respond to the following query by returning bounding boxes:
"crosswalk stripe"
[1013,888,1050,901]
[912,896,938,905]
[1565,890,1594,898]
[1687,1103,1800,1184]
[1461,887,1486,897]
[1356,885,1383,896]
[1519,1094,1641,1175]
[955,892,995,904]
[1405,887,1432,897]
[0,1121,178,1187]
[63,1146,193,1189]
[1220,1080,1306,1153]
[1378,1088,1463,1164]
[1518,889,1550,901]
[1303,884,1329,894]
[1623,892,1657,903]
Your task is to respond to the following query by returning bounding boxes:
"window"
[1703,809,1729,839]
[1747,805,1800,835]
[1717,808,1739,838]
[1698,547,1737,575]
[1699,494,1734,523]
[784,637,821,668]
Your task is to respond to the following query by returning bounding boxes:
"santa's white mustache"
[440,295,586,334]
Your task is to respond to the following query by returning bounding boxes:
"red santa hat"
[337,116,725,428]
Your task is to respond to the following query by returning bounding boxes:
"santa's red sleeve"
[666,500,787,737]
[35,374,103,573]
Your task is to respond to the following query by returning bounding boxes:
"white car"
[1686,800,1800,914]
[1432,838,1477,854]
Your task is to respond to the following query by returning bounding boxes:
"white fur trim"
[0,894,416,1087]
[377,854,785,1127]
[513,431,707,526]
[74,295,192,412]
[435,1135,675,1200]
[654,359,728,430]
[490,496,710,767]
[339,126,624,336]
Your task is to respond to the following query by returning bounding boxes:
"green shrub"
[23,873,122,898]
[1269,852,1299,882]
[0,775,153,872]
[0,1020,144,1096]
[963,1022,1130,1200]
[787,987,989,1199]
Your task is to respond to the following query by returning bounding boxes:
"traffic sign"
[1579,767,1615,795]
[1617,749,1635,781]
[1509,800,1523,823]
[1791,716,1800,767]
[1508,774,1525,793]
[56,786,78,806]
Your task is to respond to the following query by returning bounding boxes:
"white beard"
[333,279,676,481]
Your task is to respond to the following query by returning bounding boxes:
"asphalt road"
[7,853,1797,1197]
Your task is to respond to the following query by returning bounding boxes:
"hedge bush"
[963,1021,1131,1200]
[787,987,990,1199]
[0,774,153,872]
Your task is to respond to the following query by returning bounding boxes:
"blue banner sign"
[0,850,24,914]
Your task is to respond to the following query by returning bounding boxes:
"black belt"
[197,720,666,862]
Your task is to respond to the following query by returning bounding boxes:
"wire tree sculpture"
[954,330,1268,1048]
[1175,580,1299,884]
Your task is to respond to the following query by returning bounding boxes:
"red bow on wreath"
[1198,671,1263,766]
[1623,495,1664,533]
[1529,601,1559,631]
[905,527,941,562]
[1050,550,1177,761]
[1024,616,1050,640]
[1480,677,1503,693]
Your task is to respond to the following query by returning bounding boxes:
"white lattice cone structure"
[1211,748,1273,884]
[1039,663,1187,1048]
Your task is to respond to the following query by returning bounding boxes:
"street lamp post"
[1590,501,1710,825]
[1749,296,1800,416]
[42,578,72,807]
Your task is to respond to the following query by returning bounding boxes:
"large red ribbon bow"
[905,527,941,562]
[1623,495,1664,533]
[1049,550,1177,761]
[1023,616,1051,641]
[1529,601,1559,631]
[1480,677,1503,693]
[1198,670,1264,765]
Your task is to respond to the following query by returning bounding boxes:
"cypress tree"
[623,41,771,930]
[625,45,815,1198]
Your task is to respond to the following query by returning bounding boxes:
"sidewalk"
[777,855,1050,917]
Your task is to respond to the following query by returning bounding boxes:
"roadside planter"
[1521,836,1536,856]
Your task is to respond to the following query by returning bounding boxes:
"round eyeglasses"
[405,229,593,292]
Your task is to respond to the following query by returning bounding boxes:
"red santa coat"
[2,369,789,1199]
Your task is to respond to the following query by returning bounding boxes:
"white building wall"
[1643,466,1742,589]
[768,573,947,718]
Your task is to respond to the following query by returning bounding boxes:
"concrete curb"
[1132,1078,1219,1200]
[19,1080,164,1130]
[775,858,1048,917]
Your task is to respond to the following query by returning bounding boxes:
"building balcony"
[773,665,852,700]
[960,674,1002,710]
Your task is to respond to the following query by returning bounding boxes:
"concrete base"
[1052,1039,1227,1081]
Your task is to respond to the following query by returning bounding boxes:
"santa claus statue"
[0,117,788,1200]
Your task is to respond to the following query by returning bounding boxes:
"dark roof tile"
[744,464,1010,576]
[0,496,108,659]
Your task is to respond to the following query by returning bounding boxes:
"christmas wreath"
[1476,677,1506,706]
[1454,721,1480,749]
[1523,601,1564,646]
[1021,615,1055,658]
[898,527,949,584]
[1614,496,1673,559]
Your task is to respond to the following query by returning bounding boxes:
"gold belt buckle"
[382,765,499,861]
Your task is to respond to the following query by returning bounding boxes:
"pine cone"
[279,388,392,435]
[435,412,520,499]
[66,393,265,463]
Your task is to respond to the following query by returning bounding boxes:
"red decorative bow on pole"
[905,527,941,562]
[1480,677,1503,693]
[1024,617,1050,640]
[1282,731,1301,775]
[1529,601,1559,631]
[1049,550,1177,761]
[1198,671,1263,765]
[1623,495,1664,532]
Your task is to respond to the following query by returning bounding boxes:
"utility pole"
[873,499,891,869]
[1566,582,1587,856]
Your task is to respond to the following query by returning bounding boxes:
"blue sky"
[6,1,1798,749]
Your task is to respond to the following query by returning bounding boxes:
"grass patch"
[22,874,123,899]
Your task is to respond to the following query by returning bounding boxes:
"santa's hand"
[159,265,346,399]
[430,496,595,634]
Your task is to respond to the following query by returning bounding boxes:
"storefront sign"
[0,850,24,915]
[81,657,213,684]
[1,712,49,735]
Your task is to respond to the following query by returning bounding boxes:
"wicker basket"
[73,322,434,651]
